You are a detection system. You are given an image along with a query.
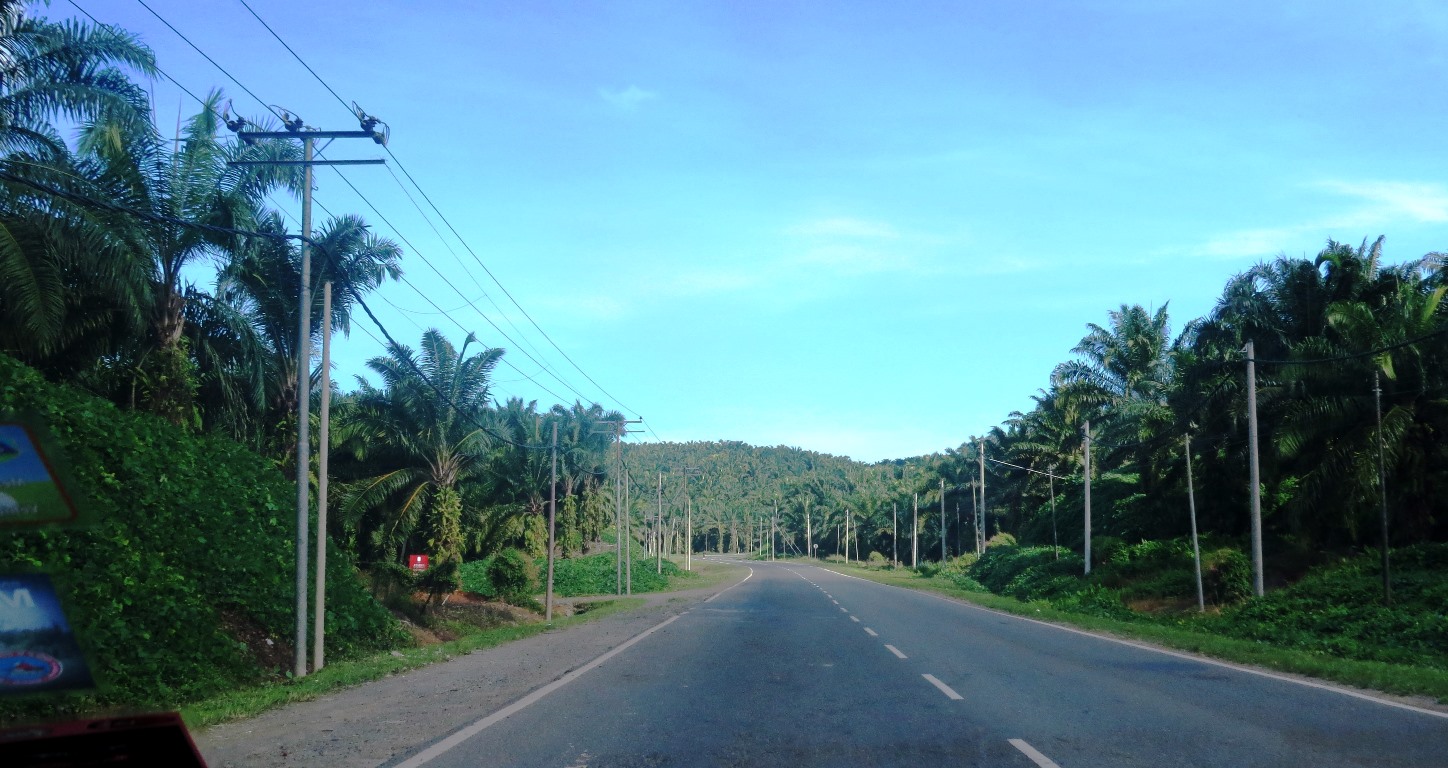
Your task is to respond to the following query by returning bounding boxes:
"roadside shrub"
[1202,547,1253,604]
[546,551,687,597]
[1207,544,1448,668]
[985,532,1017,549]
[866,551,888,568]
[944,571,988,592]
[824,554,845,563]
[915,561,942,578]
[487,548,539,605]
[457,557,497,598]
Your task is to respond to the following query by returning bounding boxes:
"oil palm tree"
[0,2,154,364]
[343,329,504,567]
[77,91,298,423]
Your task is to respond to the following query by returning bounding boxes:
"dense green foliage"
[0,354,403,718]
[459,550,689,600]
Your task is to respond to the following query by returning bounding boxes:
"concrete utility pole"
[313,277,329,672]
[546,423,558,620]
[978,439,987,555]
[912,494,918,568]
[231,109,387,679]
[1244,341,1264,596]
[591,419,640,594]
[624,469,632,596]
[772,500,778,561]
[656,472,664,575]
[1049,474,1058,561]
[1374,371,1391,605]
[805,498,812,560]
[892,503,898,567]
[1185,433,1204,613]
[682,466,701,571]
[1083,420,1093,576]
[940,477,947,563]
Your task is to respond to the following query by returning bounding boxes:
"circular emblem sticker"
[0,651,63,686]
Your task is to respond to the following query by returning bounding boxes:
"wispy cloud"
[1194,178,1448,260]
[788,217,900,239]
[598,85,659,110]
[1314,179,1448,224]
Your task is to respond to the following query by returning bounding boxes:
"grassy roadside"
[182,558,749,729]
[813,561,1448,706]
[181,597,643,729]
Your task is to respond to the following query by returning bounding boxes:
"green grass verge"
[179,598,643,729]
[815,561,1448,705]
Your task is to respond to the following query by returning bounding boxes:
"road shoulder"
[196,562,747,768]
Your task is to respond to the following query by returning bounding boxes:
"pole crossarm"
[236,128,385,142]
[229,159,386,166]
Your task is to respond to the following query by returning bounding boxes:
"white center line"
[831,599,839,604]
[1008,739,1062,768]
[922,673,963,700]
[849,616,860,623]
[839,606,848,613]
[885,644,908,659]
[864,627,878,637]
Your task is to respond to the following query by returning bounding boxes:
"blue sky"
[74,1,1448,462]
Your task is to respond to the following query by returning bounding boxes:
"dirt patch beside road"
[196,563,747,768]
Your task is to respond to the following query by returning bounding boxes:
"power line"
[223,0,653,431]
[0,166,550,453]
[130,0,283,123]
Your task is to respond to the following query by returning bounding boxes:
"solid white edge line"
[885,644,908,659]
[864,627,878,637]
[1009,738,1062,768]
[806,563,1448,720]
[922,673,963,700]
[397,566,755,767]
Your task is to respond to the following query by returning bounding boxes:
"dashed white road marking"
[831,599,839,604]
[864,627,879,637]
[1009,739,1062,768]
[804,562,1448,721]
[885,644,908,659]
[922,674,963,700]
[839,606,848,613]
[849,616,860,623]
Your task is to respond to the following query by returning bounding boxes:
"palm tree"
[343,329,504,568]
[77,91,298,423]
[0,3,155,365]
[216,211,402,452]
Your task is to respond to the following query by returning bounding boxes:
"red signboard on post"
[408,554,429,572]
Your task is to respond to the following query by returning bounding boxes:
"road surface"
[383,557,1448,767]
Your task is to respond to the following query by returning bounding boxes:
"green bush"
[985,532,1017,549]
[1206,544,1448,668]
[548,551,687,596]
[866,551,888,568]
[915,562,941,578]
[0,354,404,718]
[487,548,539,605]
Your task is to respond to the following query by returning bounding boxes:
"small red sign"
[408,554,429,572]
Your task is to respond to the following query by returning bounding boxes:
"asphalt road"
[385,558,1448,767]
